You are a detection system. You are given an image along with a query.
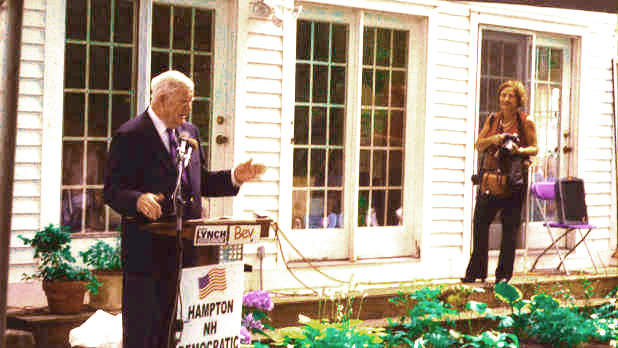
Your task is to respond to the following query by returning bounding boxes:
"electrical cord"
[271,222,353,287]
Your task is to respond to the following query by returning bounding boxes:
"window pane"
[85,189,106,231]
[173,6,192,50]
[195,10,213,51]
[86,142,107,185]
[549,48,563,82]
[152,4,171,49]
[193,100,211,144]
[332,24,347,63]
[314,22,330,62]
[327,149,343,188]
[292,190,307,229]
[172,53,191,77]
[297,21,311,60]
[390,111,403,146]
[389,150,403,186]
[64,93,85,137]
[392,30,408,68]
[330,66,346,105]
[66,0,86,40]
[114,0,134,43]
[310,149,325,187]
[293,149,308,186]
[374,110,387,146]
[312,65,328,103]
[113,47,133,91]
[311,107,326,145]
[294,106,309,145]
[329,107,344,146]
[62,189,84,232]
[195,55,211,98]
[91,0,111,42]
[63,141,84,185]
[88,94,108,137]
[90,45,110,90]
[111,95,131,133]
[65,44,86,89]
[375,70,389,107]
[151,51,170,78]
[387,189,402,226]
[363,27,374,66]
[308,191,325,228]
[326,190,342,228]
[391,70,406,107]
[376,29,390,67]
[372,150,386,186]
[295,63,310,102]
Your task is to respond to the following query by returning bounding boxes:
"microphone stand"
[168,145,189,348]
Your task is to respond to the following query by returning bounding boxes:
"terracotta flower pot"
[42,280,87,314]
[88,270,122,311]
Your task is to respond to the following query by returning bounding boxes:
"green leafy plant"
[384,287,458,347]
[19,224,100,294]
[79,239,122,271]
[280,315,383,348]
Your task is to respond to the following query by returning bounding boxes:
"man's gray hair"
[151,70,194,100]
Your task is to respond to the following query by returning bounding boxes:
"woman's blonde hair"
[498,80,528,108]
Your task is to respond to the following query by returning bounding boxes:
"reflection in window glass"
[151,4,214,168]
[293,20,347,229]
[62,0,134,233]
[358,27,407,227]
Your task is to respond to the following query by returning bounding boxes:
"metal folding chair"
[528,181,598,275]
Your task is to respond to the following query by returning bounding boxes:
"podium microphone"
[178,131,198,168]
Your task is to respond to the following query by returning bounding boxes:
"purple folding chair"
[529,181,598,274]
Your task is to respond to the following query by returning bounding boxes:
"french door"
[477,29,574,251]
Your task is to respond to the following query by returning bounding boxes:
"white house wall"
[4,0,617,288]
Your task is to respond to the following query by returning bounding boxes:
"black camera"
[500,133,520,155]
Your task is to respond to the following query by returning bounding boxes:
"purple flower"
[243,290,274,311]
[242,313,264,331]
[240,326,251,344]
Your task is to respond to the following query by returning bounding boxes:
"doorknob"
[562,145,573,153]
[216,135,229,145]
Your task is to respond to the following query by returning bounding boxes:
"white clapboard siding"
[9,0,46,273]
[428,9,471,252]
[239,18,284,220]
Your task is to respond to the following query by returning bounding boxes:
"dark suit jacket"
[103,111,239,275]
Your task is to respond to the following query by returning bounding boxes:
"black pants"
[465,190,525,280]
[122,271,179,348]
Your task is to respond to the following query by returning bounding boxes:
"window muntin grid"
[151,4,214,167]
[292,20,347,230]
[62,0,135,234]
[358,27,407,227]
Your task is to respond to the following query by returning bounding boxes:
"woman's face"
[499,86,520,113]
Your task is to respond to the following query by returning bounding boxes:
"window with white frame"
[289,7,422,261]
[62,0,135,233]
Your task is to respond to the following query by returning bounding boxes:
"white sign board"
[228,224,260,244]
[194,225,228,246]
[176,263,243,347]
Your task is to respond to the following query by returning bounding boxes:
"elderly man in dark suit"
[103,70,264,348]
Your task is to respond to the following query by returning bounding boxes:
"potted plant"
[19,224,99,314]
[80,239,122,311]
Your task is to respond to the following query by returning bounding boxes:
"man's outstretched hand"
[234,159,266,184]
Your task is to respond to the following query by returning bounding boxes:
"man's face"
[161,86,194,129]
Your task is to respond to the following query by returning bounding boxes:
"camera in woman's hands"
[500,133,520,155]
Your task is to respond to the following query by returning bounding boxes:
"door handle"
[562,145,573,154]
[216,135,229,145]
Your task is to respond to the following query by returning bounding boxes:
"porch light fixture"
[250,0,302,27]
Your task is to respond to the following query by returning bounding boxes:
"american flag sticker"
[198,267,227,299]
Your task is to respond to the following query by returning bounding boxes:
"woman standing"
[462,80,538,284]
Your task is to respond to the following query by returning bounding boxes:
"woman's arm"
[516,118,538,156]
[475,115,503,152]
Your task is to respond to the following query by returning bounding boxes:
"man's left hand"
[234,158,266,184]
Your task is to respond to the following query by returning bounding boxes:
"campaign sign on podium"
[176,262,243,347]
